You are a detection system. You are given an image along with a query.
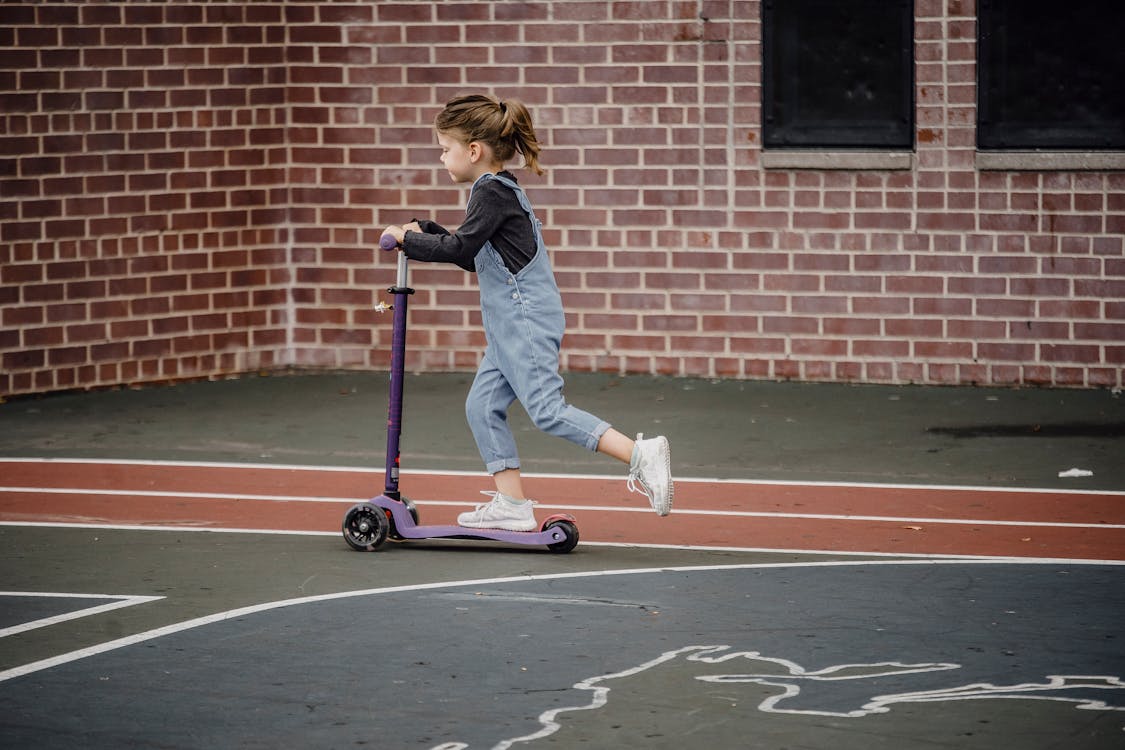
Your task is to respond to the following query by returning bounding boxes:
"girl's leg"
[600,427,674,517]
[465,355,521,475]
[459,466,536,531]
[459,357,537,530]
[514,364,673,515]
[596,428,634,464]
[493,468,525,499]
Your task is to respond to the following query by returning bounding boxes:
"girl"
[382,93,672,532]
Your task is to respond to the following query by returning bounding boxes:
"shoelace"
[626,467,649,498]
[627,433,649,497]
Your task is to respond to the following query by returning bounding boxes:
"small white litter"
[1058,468,1094,478]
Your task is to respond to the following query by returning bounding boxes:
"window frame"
[976,0,1125,152]
[761,0,916,152]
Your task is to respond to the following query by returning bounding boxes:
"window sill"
[761,150,914,171]
[976,151,1125,171]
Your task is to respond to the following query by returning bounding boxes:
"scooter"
[341,234,580,553]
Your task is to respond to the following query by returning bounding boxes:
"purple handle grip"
[379,234,399,251]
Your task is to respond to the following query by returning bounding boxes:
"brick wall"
[1,2,293,396]
[2,1,1123,398]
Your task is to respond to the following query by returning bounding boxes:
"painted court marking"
[1,558,1122,687]
[2,557,1123,750]
[0,592,164,639]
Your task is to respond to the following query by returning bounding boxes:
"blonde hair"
[435,94,543,176]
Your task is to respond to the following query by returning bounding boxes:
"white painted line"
[415,501,1125,530]
[0,521,338,537]
[4,520,1124,564]
[0,592,164,638]
[0,486,362,504]
[0,558,1122,684]
[1,456,1122,497]
[576,541,1125,564]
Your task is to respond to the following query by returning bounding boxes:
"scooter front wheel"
[343,503,390,551]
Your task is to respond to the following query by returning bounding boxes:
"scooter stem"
[384,248,413,497]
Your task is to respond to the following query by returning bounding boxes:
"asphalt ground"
[0,372,1123,749]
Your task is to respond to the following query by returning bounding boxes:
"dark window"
[978,0,1125,150]
[762,0,914,149]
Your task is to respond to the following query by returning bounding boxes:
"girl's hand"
[403,221,422,234]
[382,225,406,243]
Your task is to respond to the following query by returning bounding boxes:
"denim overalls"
[465,173,610,474]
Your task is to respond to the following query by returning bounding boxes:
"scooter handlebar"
[379,233,400,252]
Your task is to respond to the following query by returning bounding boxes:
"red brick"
[3,349,43,371]
[1009,277,1070,297]
[1041,344,1100,364]
[1074,323,1125,341]
[22,327,63,347]
[47,346,87,366]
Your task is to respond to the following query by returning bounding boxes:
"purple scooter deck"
[372,494,575,546]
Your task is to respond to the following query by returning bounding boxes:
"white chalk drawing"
[689,646,1125,717]
[432,645,1125,750]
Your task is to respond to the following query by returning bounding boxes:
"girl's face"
[437,130,477,183]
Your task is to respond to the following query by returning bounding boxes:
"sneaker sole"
[457,519,538,532]
[651,436,673,516]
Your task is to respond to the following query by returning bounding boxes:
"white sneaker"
[627,434,673,516]
[457,492,537,532]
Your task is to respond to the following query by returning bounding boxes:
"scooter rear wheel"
[544,519,579,554]
[342,503,389,551]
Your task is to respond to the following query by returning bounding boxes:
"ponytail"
[435,94,544,176]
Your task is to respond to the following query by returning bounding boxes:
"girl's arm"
[379,221,448,249]
[399,184,511,272]
[411,219,449,236]
[381,220,442,241]
[401,228,476,272]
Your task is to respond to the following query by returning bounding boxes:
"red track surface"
[2,459,1123,560]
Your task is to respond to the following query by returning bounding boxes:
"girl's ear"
[468,141,484,163]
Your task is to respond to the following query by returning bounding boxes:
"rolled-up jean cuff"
[486,457,521,475]
[585,420,612,452]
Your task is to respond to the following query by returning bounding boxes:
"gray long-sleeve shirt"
[401,171,536,273]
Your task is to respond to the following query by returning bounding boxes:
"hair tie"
[498,100,507,114]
